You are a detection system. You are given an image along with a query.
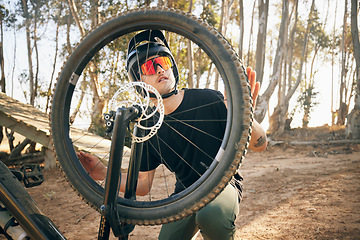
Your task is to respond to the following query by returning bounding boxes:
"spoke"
[162,122,216,171]
[147,139,188,190]
[152,133,171,197]
[169,99,225,117]
[165,115,224,142]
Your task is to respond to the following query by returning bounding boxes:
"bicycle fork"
[98,106,143,240]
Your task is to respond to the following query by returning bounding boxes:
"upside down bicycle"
[1,7,252,240]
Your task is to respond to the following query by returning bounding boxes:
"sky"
[2,0,355,130]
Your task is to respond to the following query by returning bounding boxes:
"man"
[78,30,267,240]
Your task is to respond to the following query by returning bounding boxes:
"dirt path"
[1,126,360,239]
[236,144,360,239]
[16,141,358,240]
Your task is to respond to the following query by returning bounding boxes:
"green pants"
[158,184,239,240]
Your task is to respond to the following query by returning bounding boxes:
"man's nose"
[156,65,165,74]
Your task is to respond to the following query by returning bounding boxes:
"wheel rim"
[51,8,251,225]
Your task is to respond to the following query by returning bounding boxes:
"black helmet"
[126,30,179,86]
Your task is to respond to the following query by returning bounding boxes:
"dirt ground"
[2,126,360,239]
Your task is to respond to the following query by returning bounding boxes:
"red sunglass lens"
[141,60,156,75]
[140,57,172,75]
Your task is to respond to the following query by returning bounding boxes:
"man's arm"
[77,151,156,196]
[244,67,267,152]
[248,119,267,152]
[132,170,156,196]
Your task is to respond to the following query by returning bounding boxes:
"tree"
[299,5,330,128]
[254,0,289,124]
[0,5,5,145]
[187,0,195,88]
[67,0,85,37]
[331,0,339,125]
[0,4,15,93]
[346,0,360,139]
[238,0,244,57]
[66,0,105,132]
[215,0,232,90]
[0,4,16,145]
[45,0,65,114]
[338,0,350,125]
[298,83,319,128]
[21,0,36,105]
[255,0,269,85]
[267,0,317,133]
[334,0,357,127]
[246,0,256,67]
[1,0,357,138]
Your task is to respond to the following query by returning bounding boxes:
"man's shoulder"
[185,88,223,98]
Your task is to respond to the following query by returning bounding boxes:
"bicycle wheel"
[51,7,252,225]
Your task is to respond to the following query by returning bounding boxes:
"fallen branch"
[270,139,360,146]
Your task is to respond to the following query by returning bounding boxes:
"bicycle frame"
[0,106,143,240]
[0,161,66,240]
[98,106,143,240]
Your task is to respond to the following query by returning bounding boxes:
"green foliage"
[297,84,319,127]
[199,0,219,27]
[0,4,16,27]
[2,0,351,132]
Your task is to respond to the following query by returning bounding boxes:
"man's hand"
[245,67,268,152]
[223,67,260,108]
[246,67,260,108]
[76,151,107,180]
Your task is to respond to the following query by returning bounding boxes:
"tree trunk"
[346,0,360,139]
[22,0,35,106]
[246,0,256,67]
[89,0,104,132]
[0,19,4,143]
[266,0,315,133]
[46,5,62,114]
[338,0,348,125]
[10,24,16,97]
[331,0,339,125]
[91,0,99,28]
[238,0,244,58]
[32,1,39,106]
[285,0,299,105]
[187,44,194,88]
[283,0,314,113]
[0,17,5,93]
[66,0,104,128]
[214,0,230,90]
[67,0,85,37]
[187,0,194,88]
[255,0,269,85]
[66,13,72,54]
[254,0,289,123]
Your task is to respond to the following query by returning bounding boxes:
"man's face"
[140,56,176,96]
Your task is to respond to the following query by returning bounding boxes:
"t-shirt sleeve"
[214,90,225,101]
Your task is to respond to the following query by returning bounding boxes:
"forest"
[0,2,360,239]
[0,0,359,139]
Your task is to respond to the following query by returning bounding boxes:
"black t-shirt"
[140,88,227,194]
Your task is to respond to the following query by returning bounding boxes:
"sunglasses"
[140,56,172,76]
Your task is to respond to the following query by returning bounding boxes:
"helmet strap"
[149,88,178,99]
[161,89,179,99]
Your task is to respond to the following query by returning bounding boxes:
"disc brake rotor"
[109,82,164,142]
